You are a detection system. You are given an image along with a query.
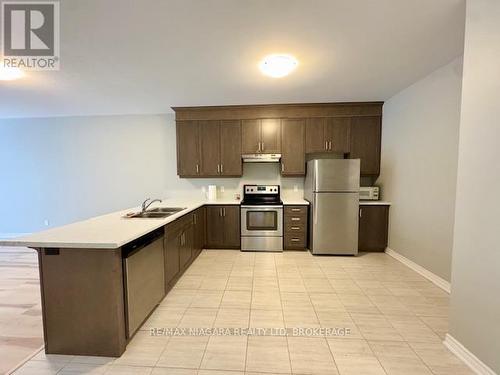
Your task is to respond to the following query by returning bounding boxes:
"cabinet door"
[350,116,381,175]
[177,121,200,176]
[200,120,221,176]
[281,119,305,176]
[222,206,241,248]
[242,119,261,154]
[205,206,225,248]
[220,120,242,176]
[358,205,389,251]
[193,207,206,257]
[326,117,350,153]
[305,118,327,153]
[164,224,182,286]
[261,119,281,153]
[179,223,194,269]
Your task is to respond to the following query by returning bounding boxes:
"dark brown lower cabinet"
[192,207,206,257]
[358,205,389,251]
[283,205,308,250]
[164,220,183,287]
[206,205,240,248]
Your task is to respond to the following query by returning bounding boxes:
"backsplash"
[163,163,304,201]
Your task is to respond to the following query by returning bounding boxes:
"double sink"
[128,207,186,219]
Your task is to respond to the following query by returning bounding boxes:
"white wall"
[377,57,463,281]
[0,114,303,235]
[449,0,500,372]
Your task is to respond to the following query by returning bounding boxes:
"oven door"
[241,206,283,236]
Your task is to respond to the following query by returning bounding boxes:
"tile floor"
[12,249,474,375]
[0,247,43,375]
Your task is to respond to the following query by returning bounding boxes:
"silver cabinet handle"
[359,208,362,218]
[291,208,301,212]
[291,238,300,242]
[325,141,328,150]
[220,208,223,217]
[258,142,261,152]
[261,142,265,151]
[223,207,226,217]
[329,141,332,150]
[217,164,220,174]
[291,217,301,221]
[291,226,300,230]
[281,163,284,173]
[220,164,223,174]
[196,164,199,174]
[193,213,197,225]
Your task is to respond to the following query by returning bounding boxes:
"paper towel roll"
[208,185,217,201]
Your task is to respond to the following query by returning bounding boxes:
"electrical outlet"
[44,219,50,226]
[220,186,225,193]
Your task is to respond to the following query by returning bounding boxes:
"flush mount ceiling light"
[0,66,24,81]
[259,54,298,78]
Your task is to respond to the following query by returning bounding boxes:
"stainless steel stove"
[241,185,283,252]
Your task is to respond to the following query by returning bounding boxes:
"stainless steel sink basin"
[147,207,186,214]
[125,207,186,219]
[127,212,172,219]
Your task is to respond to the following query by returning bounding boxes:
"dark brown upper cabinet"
[242,119,281,154]
[305,117,350,154]
[305,118,326,153]
[220,120,242,176]
[173,103,383,178]
[176,121,200,177]
[326,117,351,153]
[281,119,305,176]
[349,116,381,176]
[200,120,221,176]
[178,120,242,177]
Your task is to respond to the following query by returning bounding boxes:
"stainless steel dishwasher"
[123,228,165,337]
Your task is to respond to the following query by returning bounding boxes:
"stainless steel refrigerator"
[304,159,360,255]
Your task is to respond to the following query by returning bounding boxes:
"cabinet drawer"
[284,233,306,249]
[285,215,306,225]
[284,206,308,216]
[284,222,306,233]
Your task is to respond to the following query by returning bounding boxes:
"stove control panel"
[244,185,280,195]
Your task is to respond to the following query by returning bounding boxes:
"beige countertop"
[359,201,391,205]
[0,196,387,250]
[0,197,235,250]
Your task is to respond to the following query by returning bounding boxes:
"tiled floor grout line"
[275,252,294,375]
[307,256,342,375]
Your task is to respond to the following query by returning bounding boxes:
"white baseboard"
[385,247,451,293]
[444,334,497,375]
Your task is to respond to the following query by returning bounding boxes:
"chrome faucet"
[141,198,162,212]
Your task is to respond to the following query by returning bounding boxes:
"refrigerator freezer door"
[307,159,360,192]
[310,192,359,255]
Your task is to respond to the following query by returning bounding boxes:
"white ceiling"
[0,0,465,118]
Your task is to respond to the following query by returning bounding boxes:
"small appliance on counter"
[241,184,283,252]
[207,185,217,201]
[359,186,379,201]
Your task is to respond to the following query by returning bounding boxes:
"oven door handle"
[241,206,283,211]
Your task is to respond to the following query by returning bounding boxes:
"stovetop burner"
[241,184,282,206]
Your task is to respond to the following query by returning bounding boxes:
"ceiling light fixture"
[259,54,298,78]
[0,66,24,81]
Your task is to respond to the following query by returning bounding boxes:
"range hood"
[242,153,281,163]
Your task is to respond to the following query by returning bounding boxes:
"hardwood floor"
[0,247,43,374]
